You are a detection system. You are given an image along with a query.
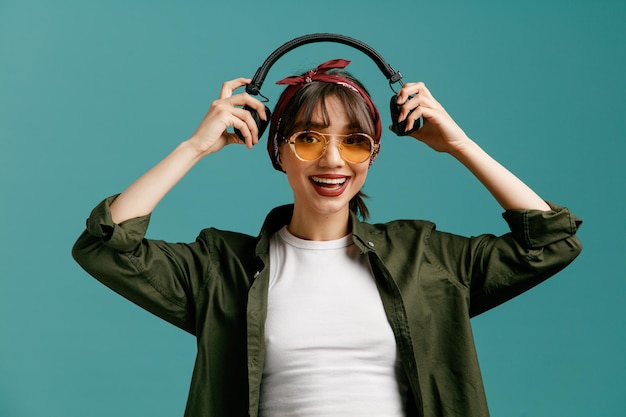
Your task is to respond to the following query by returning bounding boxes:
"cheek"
[279,146,307,179]
[278,144,301,171]
[352,163,369,185]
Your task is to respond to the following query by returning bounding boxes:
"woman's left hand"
[395,82,551,211]
[393,82,471,154]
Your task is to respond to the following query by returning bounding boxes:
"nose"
[319,138,345,167]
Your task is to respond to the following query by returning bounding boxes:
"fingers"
[210,78,270,147]
[396,83,440,109]
[231,107,260,148]
[208,102,258,146]
[395,82,437,105]
[219,78,268,121]
[219,78,252,99]
[394,82,445,130]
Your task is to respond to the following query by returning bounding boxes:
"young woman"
[72,59,582,417]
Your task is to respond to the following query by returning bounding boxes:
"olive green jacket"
[72,196,582,417]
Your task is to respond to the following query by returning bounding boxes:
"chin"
[303,192,356,217]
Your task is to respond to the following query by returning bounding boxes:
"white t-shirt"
[259,226,407,417]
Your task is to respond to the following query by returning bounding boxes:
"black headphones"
[234,33,420,141]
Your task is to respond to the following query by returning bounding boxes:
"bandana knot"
[276,59,352,87]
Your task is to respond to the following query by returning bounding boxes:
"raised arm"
[109,78,268,224]
[394,82,551,211]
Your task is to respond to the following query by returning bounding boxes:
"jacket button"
[368,241,375,247]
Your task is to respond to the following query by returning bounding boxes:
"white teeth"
[311,176,347,185]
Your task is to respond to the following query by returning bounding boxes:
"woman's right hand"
[188,78,269,155]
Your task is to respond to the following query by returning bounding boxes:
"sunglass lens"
[293,132,325,160]
[341,134,372,163]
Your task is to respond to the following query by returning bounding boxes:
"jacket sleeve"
[428,202,582,317]
[71,195,208,334]
[471,202,582,316]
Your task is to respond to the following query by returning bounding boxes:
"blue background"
[1,0,624,416]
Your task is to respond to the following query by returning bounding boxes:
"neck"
[288,204,351,241]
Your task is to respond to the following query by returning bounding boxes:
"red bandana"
[267,59,382,171]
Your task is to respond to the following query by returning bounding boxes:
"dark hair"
[275,70,374,220]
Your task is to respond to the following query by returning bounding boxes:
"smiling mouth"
[310,176,348,188]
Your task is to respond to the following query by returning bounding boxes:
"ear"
[276,145,287,172]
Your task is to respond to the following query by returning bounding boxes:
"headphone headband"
[245,33,404,96]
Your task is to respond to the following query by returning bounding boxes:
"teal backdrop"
[1,0,624,416]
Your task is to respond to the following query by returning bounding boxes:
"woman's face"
[278,95,370,219]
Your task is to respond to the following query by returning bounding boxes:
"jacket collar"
[255,204,378,256]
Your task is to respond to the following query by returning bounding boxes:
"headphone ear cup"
[390,94,420,136]
[257,105,271,138]
[235,105,272,142]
